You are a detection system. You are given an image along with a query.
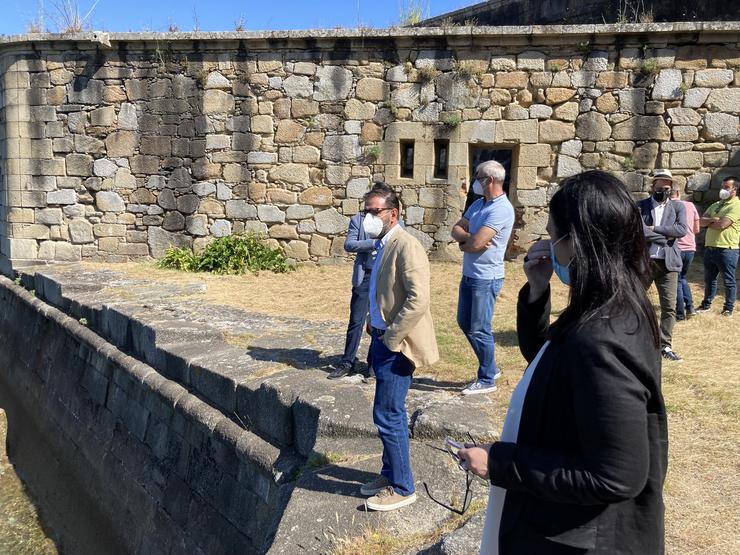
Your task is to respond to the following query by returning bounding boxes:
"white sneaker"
[461,380,497,395]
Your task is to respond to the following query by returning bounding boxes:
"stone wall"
[0,23,739,266]
[0,275,296,553]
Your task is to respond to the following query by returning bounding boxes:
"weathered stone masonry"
[0,23,739,267]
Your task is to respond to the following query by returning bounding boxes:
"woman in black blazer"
[459,170,668,554]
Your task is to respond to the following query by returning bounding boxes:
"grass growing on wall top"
[157,234,294,275]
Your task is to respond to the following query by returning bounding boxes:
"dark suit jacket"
[344,213,376,288]
[638,198,688,272]
[487,285,668,554]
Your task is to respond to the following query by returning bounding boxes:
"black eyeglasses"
[422,433,478,515]
[361,208,391,216]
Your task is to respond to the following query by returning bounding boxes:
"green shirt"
[705,196,740,249]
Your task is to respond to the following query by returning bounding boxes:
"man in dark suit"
[638,169,688,362]
[326,210,376,380]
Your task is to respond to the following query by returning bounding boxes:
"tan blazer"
[374,227,439,369]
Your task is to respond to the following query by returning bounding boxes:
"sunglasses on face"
[361,208,391,216]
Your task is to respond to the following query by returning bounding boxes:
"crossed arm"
[701,211,734,231]
[451,217,496,253]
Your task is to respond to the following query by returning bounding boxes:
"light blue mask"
[550,235,572,286]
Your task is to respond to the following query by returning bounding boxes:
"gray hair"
[476,160,506,184]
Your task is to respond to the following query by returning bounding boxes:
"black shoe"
[327,361,354,379]
[696,303,711,313]
[721,309,733,317]
[662,348,683,362]
[686,309,697,319]
[676,315,686,322]
[361,366,376,384]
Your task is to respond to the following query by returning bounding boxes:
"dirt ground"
[86,259,740,554]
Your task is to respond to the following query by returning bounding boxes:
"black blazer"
[487,285,668,554]
[637,198,688,273]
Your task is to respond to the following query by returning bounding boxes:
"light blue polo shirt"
[462,194,515,280]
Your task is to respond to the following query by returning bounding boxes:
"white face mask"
[472,179,484,196]
[362,213,384,238]
[719,188,732,200]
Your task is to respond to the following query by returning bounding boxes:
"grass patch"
[157,234,293,275]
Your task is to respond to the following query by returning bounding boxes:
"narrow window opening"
[434,139,450,179]
[400,140,415,178]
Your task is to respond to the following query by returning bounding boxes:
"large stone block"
[202,90,235,114]
[437,74,480,110]
[286,204,314,220]
[148,227,192,258]
[96,191,125,212]
[275,120,305,144]
[556,155,582,178]
[545,88,576,105]
[705,89,740,113]
[703,113,739,141]
[176,194,200,214]
[269,164,309,184]
[284,240,310,260]
[575,112,612,141]
[314,66,353,101]
[47,189,77,205]
[314,208,349,234]
[299,186,333,206]
[632,143,659,169]
[356,78,389,101]
[518,144,551,167]
[257,205,286,223]
[322,135,361,163]
[67,78,104,104]
[495,71,528,89]
[496,120,538,143]
[552,102,579,122]
[69,219,94,243]
[683,88,710,109]
[105,131,139,157]
[517,51,545,71]
[611,116,670,141]
[269,224,299,240]
[66,153,93,176]
[671,151,703,169]
[667,108,701,126]
[652,69,683,100]
[283,75,313,98]
[538,121,575,144]
[694,69,734,88]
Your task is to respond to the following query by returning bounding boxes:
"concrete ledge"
[0,21,738,49]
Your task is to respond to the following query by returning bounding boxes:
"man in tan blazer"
[358,183,439,512]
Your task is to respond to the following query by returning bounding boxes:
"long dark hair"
[549,170,660,346]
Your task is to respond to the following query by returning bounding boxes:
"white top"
[650,198,667,260]
[368,224,400,330]
[480,341,551,554]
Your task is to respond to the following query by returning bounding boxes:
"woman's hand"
[457,444,492,480]
[523,240,553,302]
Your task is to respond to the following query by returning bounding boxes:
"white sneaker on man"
[461,380,497,395]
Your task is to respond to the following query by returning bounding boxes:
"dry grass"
[83,260,739,554]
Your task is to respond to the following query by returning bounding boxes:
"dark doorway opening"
[464,146,514,211]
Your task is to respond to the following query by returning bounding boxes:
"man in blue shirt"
[450,161,515,395]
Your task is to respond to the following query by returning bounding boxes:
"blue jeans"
[341,270,371,366]
[676,251,695,318]
[702,247,740,312]
[457,276,504,385]
[370,330,414,496]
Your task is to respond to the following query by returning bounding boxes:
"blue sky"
[1,1,473,35]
